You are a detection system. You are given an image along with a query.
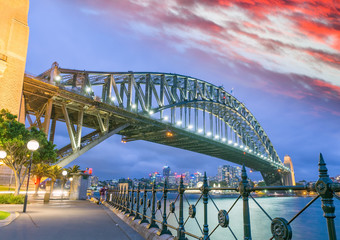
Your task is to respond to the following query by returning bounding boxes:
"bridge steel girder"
[23,64,291,185]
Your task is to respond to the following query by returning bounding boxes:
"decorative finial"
[318,153,329,178]
[241,164,248,181]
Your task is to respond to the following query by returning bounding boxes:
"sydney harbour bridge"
[23,62,291,185]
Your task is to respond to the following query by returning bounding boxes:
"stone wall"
[0,0,29,122]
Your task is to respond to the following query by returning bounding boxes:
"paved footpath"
[0,199,144,240]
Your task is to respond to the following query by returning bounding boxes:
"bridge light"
[149,110,154,115]
[121,140,127,144]
[131,104,137,109]
[188,125,193,130]
[166,131,173,137]
[111,96,116,101]
[163,116,169,121]
[248,149,252,153]
[222,138,226,142]
[240,145,244,149]
[55,75,61,81]
[214,135,219,139]
[176,121,182,126]
[198,128,203,133]
[234,143,238,146]
[228,140,232,144]
[206,132,212,136]
[85,86,92,92]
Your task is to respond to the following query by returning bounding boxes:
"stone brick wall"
[0,0,29,123]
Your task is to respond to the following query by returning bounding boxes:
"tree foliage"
[0,109,57,195]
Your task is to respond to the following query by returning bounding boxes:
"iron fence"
[106,154,340,240]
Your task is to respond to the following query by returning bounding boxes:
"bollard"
[157,179,172,236]
[140,184,149,224]
[147,180,159,229]
[315,154,337,240]
[202,172,210,240]
[239,165,251,240]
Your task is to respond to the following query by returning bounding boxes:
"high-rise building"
[163,165,171,177]
[283,155,296,186]
[217,165,241,186]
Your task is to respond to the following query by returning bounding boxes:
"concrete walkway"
[0,200,144,240]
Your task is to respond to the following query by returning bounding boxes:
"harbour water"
[162,194,340,240]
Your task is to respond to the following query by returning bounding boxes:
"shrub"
[0,194,25,204]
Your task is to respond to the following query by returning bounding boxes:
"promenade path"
[0,199,144,240]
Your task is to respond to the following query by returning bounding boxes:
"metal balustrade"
[106,154,340,240]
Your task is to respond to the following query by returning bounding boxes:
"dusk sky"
[25,0,340,181]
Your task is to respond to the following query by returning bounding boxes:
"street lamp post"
[61,170,67,201]
[23,140,39,213]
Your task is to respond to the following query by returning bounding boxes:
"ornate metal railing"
[106,154,340,240]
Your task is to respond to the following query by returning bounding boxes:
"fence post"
[128,185,135,217]
[157,178,172,236]
[134,183,141,220]
[239,165,251,240]
[147,180,159,229]
[315,153,337,240]
[202,172,210,240]
[124,186,130,214]
[140,184,149,224]
[176,175,186,240]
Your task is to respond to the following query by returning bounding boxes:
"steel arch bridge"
[23,62,290,185]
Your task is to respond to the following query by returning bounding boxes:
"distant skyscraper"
[217,165,241,185]
[163,165,171,177]
[283,155,296,186]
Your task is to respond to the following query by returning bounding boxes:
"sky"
[25,0,340,181]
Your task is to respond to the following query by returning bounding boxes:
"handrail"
[106,153,339,240]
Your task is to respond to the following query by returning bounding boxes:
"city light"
[85,86,92,92]
[0,150,7,159]
[27,140,39,151]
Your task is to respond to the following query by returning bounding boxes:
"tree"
[31,163,50,196]
[0,109,57,195]
[47,165,63,195]
[67,165,80,177]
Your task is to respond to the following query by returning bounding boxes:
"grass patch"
[0,194,25,204]
[0,186,15,191]
[0,211,10,220]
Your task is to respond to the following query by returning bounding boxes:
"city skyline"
[25,1,340,181]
